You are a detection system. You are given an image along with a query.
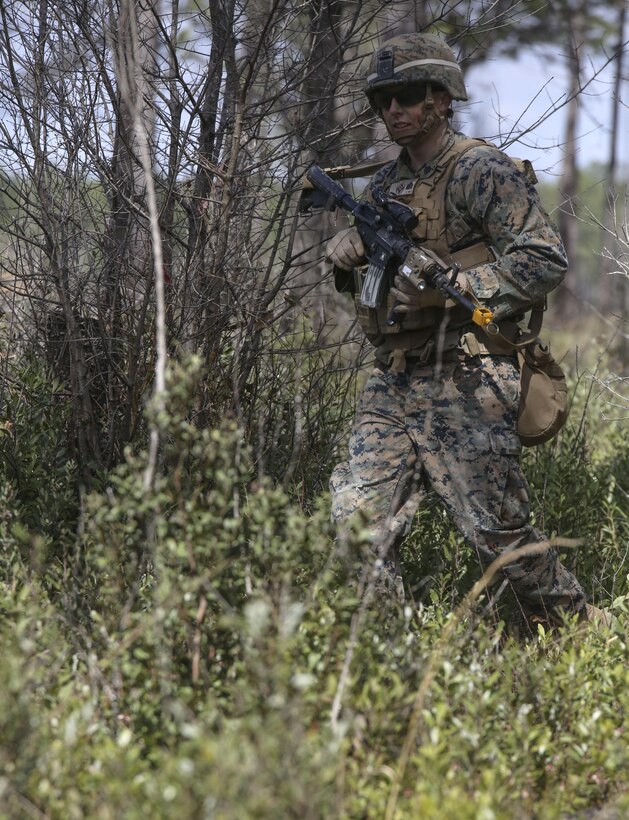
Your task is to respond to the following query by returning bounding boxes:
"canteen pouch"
[517,341,568,447]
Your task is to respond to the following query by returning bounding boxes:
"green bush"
[0,358,76,526]
[1,352,628,819]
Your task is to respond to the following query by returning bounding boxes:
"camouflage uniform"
[330,36,586,616]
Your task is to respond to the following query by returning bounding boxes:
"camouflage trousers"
[330,354,586,615]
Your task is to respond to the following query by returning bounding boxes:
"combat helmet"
[364,32,468,108]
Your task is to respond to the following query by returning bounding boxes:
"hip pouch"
[517,341,568,447]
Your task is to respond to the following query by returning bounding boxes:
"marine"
[325,32,596,626]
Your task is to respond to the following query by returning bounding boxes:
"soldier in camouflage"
[326,32,590,624]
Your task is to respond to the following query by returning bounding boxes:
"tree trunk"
[290,0,356,343]
[555,3,586,321]
[106,0,159,307]
[601,3,627,361]
[101,0,160,460]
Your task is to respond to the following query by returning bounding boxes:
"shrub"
[1,353,628,819]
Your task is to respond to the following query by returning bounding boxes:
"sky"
[464,49,628,181]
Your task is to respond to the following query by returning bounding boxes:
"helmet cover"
[364,33,468,106]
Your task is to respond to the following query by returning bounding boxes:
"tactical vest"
[355,138,499,364]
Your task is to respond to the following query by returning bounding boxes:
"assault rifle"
[301,164,493,328]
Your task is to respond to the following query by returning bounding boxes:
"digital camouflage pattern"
[351,130,568,366]
[364,33,468,104]
[365,130,567,323]
[331,125,587,616]
[331,357,586,614]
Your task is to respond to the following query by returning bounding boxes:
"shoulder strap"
[516,300,545,346]
[484,300,546,350]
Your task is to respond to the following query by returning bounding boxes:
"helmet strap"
[416,83,443,138]
[424,83,435,109]
[385,82,444,146]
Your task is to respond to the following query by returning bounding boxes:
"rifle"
[301,164,493,328]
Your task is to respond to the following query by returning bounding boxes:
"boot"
[582,604,617,631]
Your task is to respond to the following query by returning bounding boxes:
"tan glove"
[390,274,446,312]
[390,269,471,313]
[325,228,365,271]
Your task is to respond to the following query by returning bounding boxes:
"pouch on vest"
[516,342,568,447]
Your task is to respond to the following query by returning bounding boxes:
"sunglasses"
[372,85,427,111]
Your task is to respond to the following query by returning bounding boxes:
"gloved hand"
[389,274,446,312]
[325,227,365,271]
[390,269,470,313]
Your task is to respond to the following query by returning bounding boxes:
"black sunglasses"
[372,85,428,111]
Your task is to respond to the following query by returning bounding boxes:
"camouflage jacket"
[361,128,567,324]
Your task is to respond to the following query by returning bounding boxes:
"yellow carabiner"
[471,306,494,328]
